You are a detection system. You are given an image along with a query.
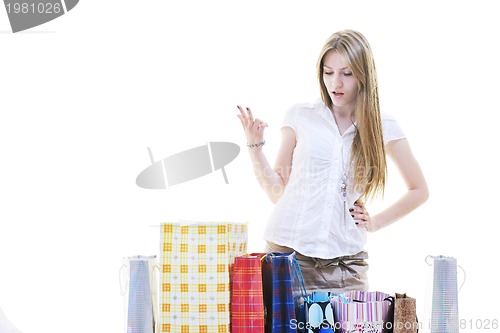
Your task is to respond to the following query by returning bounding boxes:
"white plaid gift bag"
[160,221,247,333]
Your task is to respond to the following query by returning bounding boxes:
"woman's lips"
[332,92,344,99]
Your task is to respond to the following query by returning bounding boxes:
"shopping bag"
[120,255,159,333]
[291,258,340,333]
[299,292,337,333]
[392,293,418,333]
[231,253,267,333]
[262,252,300,333]
[331,290,394,333]
[160,221,247,333]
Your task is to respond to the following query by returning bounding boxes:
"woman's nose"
[331,75,342,88]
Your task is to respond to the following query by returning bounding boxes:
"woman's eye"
[344,72,353,76]
[324,71,333,75]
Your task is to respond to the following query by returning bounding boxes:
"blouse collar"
[315,98,357,137]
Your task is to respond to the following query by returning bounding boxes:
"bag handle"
[384,295,395,304]
[264,252,275,262]
[457,264,466,292]
[290,254,309,301]
[119,264,128,296]
[288,253,349,305]
[425,255,466,292]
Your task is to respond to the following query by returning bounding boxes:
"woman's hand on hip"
[351,200,378,232]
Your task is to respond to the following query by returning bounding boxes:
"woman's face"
[322,50,359,111]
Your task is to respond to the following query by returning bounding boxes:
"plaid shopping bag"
[262,252,300,333]
[231,253,267,333]
[331,291,394,333]
[160,222,247,333]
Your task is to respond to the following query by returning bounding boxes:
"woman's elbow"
[268,190,283,204]
[267,183,286,204]
[417,185,430,206]
[423,187,430,203]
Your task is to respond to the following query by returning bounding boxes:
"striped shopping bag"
[160,222,247,333]
[120,255,159,333]
[231,253,266,333]
[331,291,394,333]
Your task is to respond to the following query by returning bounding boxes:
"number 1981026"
[5,2,62,14]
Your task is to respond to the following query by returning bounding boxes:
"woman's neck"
[332,107,355,135]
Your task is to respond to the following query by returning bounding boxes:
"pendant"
[340,173,348,201]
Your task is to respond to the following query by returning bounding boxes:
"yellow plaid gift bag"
[160,222,247,333]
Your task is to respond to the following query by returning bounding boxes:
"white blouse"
[264,99,406,259]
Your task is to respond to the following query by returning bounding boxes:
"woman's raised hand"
[236,106,268,146]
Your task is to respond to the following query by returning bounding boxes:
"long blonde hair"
[317,30,386,200]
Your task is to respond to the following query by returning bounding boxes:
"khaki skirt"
[265,241,369,294]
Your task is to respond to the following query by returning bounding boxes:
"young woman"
[236,29,428,293]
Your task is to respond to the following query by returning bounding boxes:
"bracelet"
[247,140,265,148]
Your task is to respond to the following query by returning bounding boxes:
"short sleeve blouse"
[263,99,406,259]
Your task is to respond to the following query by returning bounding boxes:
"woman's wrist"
[247,140,265,149]
[365,215,380,232]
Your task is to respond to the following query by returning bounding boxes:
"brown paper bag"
[393,293,418,333]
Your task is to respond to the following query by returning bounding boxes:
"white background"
[1,1,499,332]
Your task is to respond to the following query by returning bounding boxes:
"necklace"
[332,108,354,204]
[337,125,351,228]
[339,152,350,228]
[340,172,348,201]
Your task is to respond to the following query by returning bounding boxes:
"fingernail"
[349,208,354,212]
[351,215,355,218]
